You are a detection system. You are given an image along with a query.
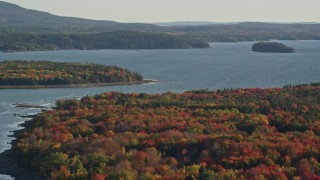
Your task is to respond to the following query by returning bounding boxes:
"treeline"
[0,61,143,85]
[0,31,209,52]
[1,26,319,52]
[184,32,320,43]
[174,23,320,42]
[15,84,320,179]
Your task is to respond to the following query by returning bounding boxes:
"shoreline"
[0,45,210,53]
[0,79,156,179]
[0,80,156,89]
[1,83,319,179]
[0,121,43,180]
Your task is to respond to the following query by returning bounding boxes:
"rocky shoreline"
[0,79,157,179]
[0,124,43,180]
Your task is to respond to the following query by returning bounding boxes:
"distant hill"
[0,1,167,33]
[155,21,236,27]
[1,1,320,51]
[1,1,319,36]
[173,22,320,32]
[172,22,320,42]
[0,31,209,52]
[0,1,211,51]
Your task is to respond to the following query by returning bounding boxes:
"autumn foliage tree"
[15,84,320,179]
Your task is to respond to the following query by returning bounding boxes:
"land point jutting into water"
[9,84,320,179]
[0,61,148,88]
[1,1,320,179]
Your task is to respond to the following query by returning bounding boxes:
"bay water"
[0,40,319,179]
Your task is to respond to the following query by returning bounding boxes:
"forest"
[0,31,209,52]
[14,84,320,179]
[0,61,143,85]
[1,1,320,52]
[173,23,320,43]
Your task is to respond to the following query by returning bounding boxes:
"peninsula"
[10,84,320,179]
[0,61,147,88]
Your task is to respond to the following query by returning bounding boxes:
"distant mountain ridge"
[156,21,320,27]
[0,1,167,33]
[171,21,320,42]
[155,21,235,27]
[1,1,320,51]
[2,1,320,35]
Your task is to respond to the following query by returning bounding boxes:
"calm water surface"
[0,40,320,178]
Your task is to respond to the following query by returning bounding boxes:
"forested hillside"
[0,1,165,33]
[1,1,320,51]
[173,22,320,42]
[0,1,209,51]
[15,84,320,179]
[0,31,209,52]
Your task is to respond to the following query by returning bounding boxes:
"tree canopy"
[0,61,143,85]
[0,31,209,52]
[15,84,320,179]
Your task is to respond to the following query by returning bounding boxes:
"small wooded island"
[252,42,295,53]
[11,84,320,179]
[0,61,146,88]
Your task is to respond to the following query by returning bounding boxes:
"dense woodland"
[173,23,320,42]
[1,1,320,52]
[15,84,320,179]
[0,61,143,85]
[252,42,295,53]
[0,28,319,52]
[0,31,209,52]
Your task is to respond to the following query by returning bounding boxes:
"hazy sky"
[4,0,320,23]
